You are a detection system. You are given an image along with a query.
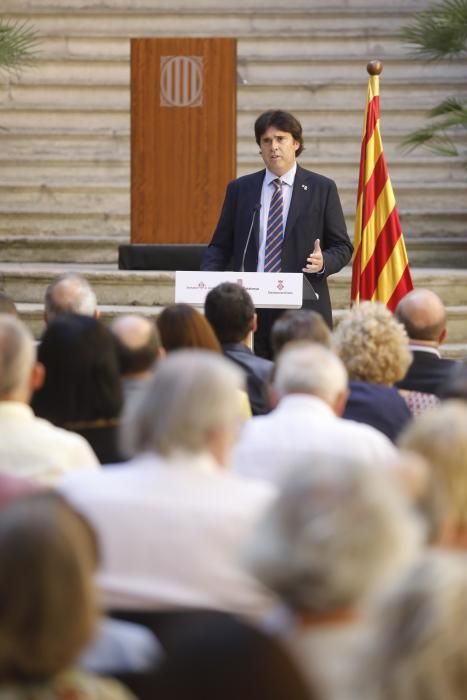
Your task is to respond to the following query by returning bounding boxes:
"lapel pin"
[301,184,308,191]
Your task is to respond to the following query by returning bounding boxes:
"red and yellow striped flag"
[351,69,413,311]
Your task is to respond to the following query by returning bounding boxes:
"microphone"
[240,203,261,272]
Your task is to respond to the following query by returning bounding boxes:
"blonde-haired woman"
[333,301,412,442]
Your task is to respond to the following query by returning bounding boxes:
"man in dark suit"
[204,282,273,416]
[395,288,460,397]
[201,110,353,358]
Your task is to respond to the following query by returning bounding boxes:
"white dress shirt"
[60,451,276,617]
[257,163,297,271]
[0,402,99,485]
[232,394,398,485]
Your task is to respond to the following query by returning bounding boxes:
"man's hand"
[302,238,324,273]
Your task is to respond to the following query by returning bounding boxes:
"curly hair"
[333,302,412,385]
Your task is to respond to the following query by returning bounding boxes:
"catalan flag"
[351,68,413,311]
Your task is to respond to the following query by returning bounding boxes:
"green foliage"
[400,0,467,162]
[401,0,467,59]
[0,19,39,75]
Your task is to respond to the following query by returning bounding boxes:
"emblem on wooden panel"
[160,56,203,107]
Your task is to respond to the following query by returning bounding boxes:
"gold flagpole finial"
[367,60,383,76]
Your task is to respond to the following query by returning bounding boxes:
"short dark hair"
[271,310,331,358]
[254,110,304,157]
[205,283,255,344]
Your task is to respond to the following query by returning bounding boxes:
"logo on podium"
[160,56,203,107]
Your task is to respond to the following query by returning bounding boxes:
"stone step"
[37,33,407,61]
[0,236,127,264]
[1,182,465,215]
[3,78,464,112]
[1,208,466,239]
[5,128,465,162]
[1,156,464,185]
[0,106,433,132]
[2,5,426,38]
[2,235,466,267]
[13,56,467,84]
[4,0,425,11]
[0,212,128,237]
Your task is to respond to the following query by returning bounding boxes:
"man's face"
[259,126,299,176]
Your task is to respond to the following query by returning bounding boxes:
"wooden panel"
[131,38,236,244]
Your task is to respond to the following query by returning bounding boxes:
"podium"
[175,271,304,309]
[130,38,236,249]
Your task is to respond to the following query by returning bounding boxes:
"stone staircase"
[1,0,466,355]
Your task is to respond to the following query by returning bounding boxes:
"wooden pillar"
[131,38,237,244]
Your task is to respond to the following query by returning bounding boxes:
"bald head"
[395,289,447,344]
[111,314,162,377]
[44,274,97,324]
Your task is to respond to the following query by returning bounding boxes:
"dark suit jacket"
[343,381,412,443]
[222,342,273,416]
[201,165,353,327]
[396,349,460,397]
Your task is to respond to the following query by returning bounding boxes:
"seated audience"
[399,400,467,547]
[32,315,124,465]
[111,314,163,407]
[204,282,272,415]
[244,454,421,700]
[0,291,17,316]
[333,301,412,441]
[0,492,134,700]
[60,351,275,616]
[156,303,221,353]
[233,342,397,486]
[395,288,459,397]
[362,552,467,700]
[154,615,315,700]
[0,314,98,484]
[44,273,99,324]
[271,309,332,358]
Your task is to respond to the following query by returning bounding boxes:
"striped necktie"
[264,178,283,273]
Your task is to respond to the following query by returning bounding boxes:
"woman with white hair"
[244,454,422,700]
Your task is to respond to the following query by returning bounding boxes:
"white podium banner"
[175,271,303,309]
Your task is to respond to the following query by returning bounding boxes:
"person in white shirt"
[60,350,276,617]
[233,342,398,486]
[0,314,99,485]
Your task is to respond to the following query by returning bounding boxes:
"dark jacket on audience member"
[222,343,273,416]
[343,381,411,443]
[396,349,460,397]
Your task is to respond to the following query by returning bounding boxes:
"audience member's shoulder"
[33,417,100,464]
